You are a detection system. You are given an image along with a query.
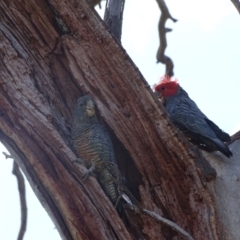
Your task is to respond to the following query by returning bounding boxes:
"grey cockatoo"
[154,76,232,158]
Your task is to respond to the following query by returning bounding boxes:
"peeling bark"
[0,0,237,239]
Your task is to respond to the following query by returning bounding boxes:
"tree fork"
[104,0,125,42]
[0,0,226,239]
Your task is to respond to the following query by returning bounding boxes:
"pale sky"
[0,1,239,239]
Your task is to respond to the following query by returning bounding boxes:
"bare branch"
[3,157,27,240]
[12,161,28,240]
[230,0,240,13]
[155,0,177,76]
[2,152,28,240]
[125,204,194,240]
[2,151,12,159]
[104,0,125,42]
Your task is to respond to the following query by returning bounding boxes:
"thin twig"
[125,203,194,240]
[230,0,240,14]
[12,161,27,240]
[2,152,27,240]
[155,0,177,76]
[2,151,12,159]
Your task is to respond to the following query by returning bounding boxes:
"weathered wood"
[0,1,131,239]
[204,140,240,240]
[0,0,233,239]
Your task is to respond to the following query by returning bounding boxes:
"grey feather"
[165,87,232,158]
[71,95,122,210]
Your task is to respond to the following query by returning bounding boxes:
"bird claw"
[83,167,96,182]
[114,196,122,209]
[72,158,86,166]
[72,158,97,182]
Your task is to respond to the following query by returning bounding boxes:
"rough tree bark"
[0,0,239,239]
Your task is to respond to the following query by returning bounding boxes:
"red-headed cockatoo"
[154,76,232,158]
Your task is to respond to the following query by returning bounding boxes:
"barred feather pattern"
[72,119,119,206]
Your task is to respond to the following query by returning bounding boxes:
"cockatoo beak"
[86,99,95,117]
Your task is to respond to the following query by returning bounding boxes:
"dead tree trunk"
[0,0,237,239]
[104,0,125,41]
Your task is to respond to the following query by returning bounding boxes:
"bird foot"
[72,158,86,166]
[114,196,122,209]
[83,166,97,182]
[72,158,97,182]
